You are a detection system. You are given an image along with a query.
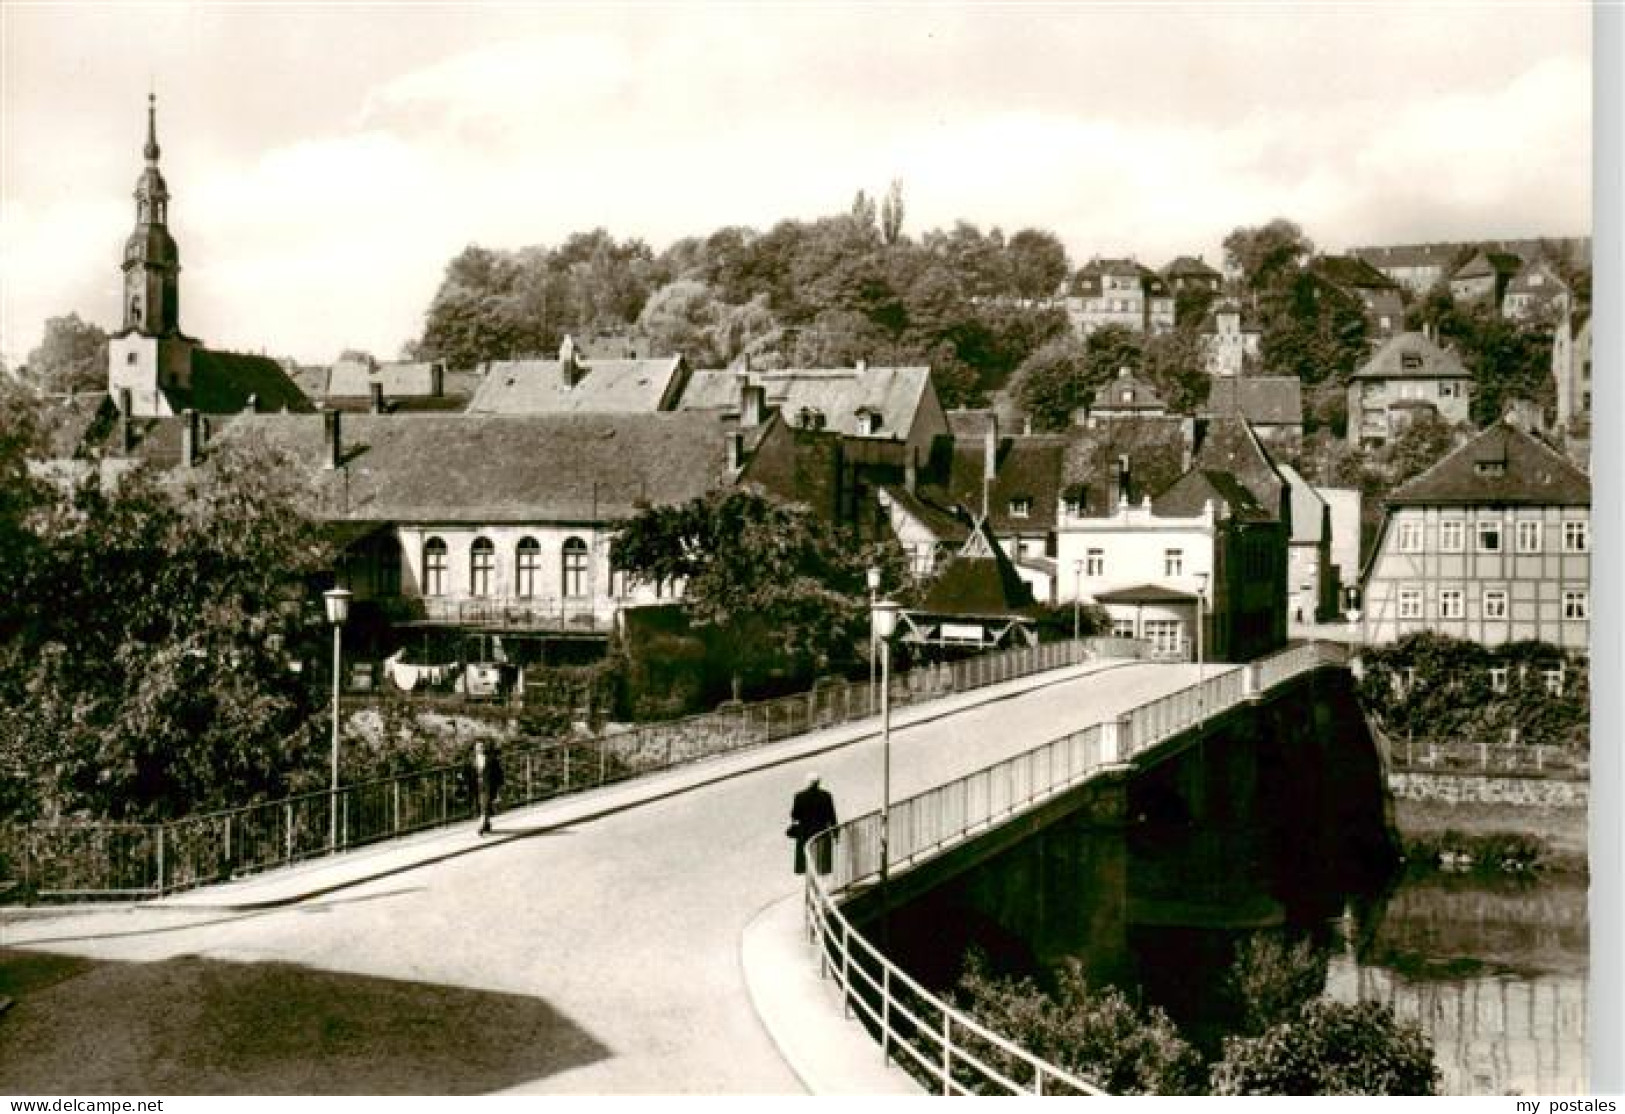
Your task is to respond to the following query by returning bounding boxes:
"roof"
[1154,468,1272,522]
[1349,244,1462,270]
[1153,412,1283,522]
[1059,416,1190,517]
[1072,258,1168,295]
[1351,331,1472,381]
[881,483,971,545]
[946,408,998,440]
[467,355,688,414]
[1505,258,1569,297]
[1162,256,1221,278]
[1202,377,1303,427]
[1277,463,1328,545]
[212,411,738,523]
[1387,420,1590,508]
[182,349,314,415]
[1089,370,1166,413]
[918,519,1034,616]
[1452,250,1523,281]
[927,433,1068,534]
[1311,255,1399,291]
[1093,583,1200,605]
[327,359,449,400]
[680,365,932,440]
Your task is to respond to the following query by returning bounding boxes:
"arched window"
[423,537,448,597]
[470,537,495,597]
[376,536,402,597]
[561,537,589,599]
[516,537,541,598]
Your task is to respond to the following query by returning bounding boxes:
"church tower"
[110,94,194,414]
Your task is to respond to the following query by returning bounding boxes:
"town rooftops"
[1202,376,1303,428]
[1349,243,1464,270]
[467,338,690,415]
[213,410,738,523]
[1386,420,1591,508]
[1352,331,1473,381]
[679,364,933,439]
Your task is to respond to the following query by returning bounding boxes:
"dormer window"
[797,407,826,431]
[1401,352,1423,370]
[1474,459,1506,478]
[855,409,882,435]
[1009,498,1032,519]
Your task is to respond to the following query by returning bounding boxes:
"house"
[1161,255,1223,295]
[208,409,748,668]
[1064,258,1175,337]
[1349,243,1464,295]
[1347,331,1474,446]
[466,336,693,415]
[1201,376,1303,454]
[1308,255,1405,338]
[1319,486,1363,612]
[1501,258,1571,323]
[106,96,309,418]
[897,518,1037,654]
[1358,418,1591,652]
[1279,463,1336,623]
[1199,300,1262,377]
[1082,368,1168,423]
[1552,310,1593,433]
[1450,250,1523,307]
[1054,412,1287,662]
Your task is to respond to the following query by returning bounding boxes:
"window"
[1563,590,1588,620]
[376,537,401,597]
[126,351,138,365]
[1398,588,1423,619]
[1086,549,1104,576]
[1439,381,1460,399]
[1009,498,1032,519]
[1477,521,1502,552]
[1397,521,1423,553]
[1563,521,1589,552]
[1164,548,1184,576]
[1474,460,1506,478]
[1112,618,1136,640]
[1144,619,1182,657]
[422,537,448,597]
[469,538,495,596]
[1401,351,1423,370]
[1440,520,1465,552]
[1543,665,1565,695]
[516,537,541,598]
[1483,589,1507,619]
[1489,666,1509,694]
[1438,588,1463,619]
[562,536,589,599]
[1516,521,1542,553]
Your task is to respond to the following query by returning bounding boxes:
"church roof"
[183,349,314,415]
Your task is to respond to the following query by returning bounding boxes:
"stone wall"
[1389,772,1588,808]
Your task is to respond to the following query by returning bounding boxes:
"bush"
[1223,934,1328,1036]
[954,953,1204,1095]
[1209,999,1440,1095]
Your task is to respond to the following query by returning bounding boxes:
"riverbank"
[1392,796,1589,872]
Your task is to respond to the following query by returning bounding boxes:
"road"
[0,661,1203,1095]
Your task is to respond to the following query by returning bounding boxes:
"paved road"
[1,661,1204,1095]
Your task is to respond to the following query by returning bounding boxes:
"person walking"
[468,738,505,835]
[787,772,838,875]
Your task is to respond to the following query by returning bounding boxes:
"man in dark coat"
[468,738,505,835]
[788,772,838,875]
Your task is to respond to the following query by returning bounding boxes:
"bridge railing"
[4,637,1121,903]
[803,639,1348,1095]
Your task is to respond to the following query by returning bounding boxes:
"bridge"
[0,643,1359,1094]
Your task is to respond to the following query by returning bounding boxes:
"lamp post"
[1194,571,1208,726]
[323,587,352,851]
[866,565,882,713]
[871,598,901,890]
[1072,558,1084,644]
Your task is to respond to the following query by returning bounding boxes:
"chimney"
[727,431,745,473]
[430,361,445,398]
[181,408,200,468]
[324,409,342,470]
[560,335,582,388]
[1116,453,1132,505]
[370,382,385,414]
[118,387,134,452]
[741,383,765,428]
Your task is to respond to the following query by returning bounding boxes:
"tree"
[0,436,332,821]
[1013,335,1092,431]
[1209,1000,1439,1095]
[1005,229,1070,300]
[1223,219,1314,294]
[26,313,108,394]
[1140,326,1210,414]
[611,486,885,699]
[880,179,906,246]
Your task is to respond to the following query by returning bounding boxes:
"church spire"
[122,91,180,336]
[143,92,161,164]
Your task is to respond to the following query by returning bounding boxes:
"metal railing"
[802,639,1348,1095]
[4,637,1126,902]
[1385,737,1589,778]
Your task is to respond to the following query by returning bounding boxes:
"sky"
[0,2,1594,368]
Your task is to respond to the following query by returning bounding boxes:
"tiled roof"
[919,520,1034,616]
[1093,583,1199,605]
[212,411,737,523]
[927,434,1068,534]
[680,365,932,439]
[1059,416,1190,516]
[468,356,688,414]
[1153,412,1283,522]
[1154,468,1271,522]
[1311,255,1399,291]
[327,359,450,400]
[1350,244,1462,270]
[1351,332,1472,381]
[1090,371,1166,413]
[1277,463,1328,545]
[182,349,314,414]
[1387,420,1590,507]
[946,408,998,440]
[881,484,971,544]
[1452,250,1522,281]
[1202,377,1303,427]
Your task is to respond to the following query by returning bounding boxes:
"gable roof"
[880,483,972,545]
[918,518,1034,617]
[1202,377,1303,427]
[212,411,737,523]
[1090,370,1166,413]
[927,433,1068,534]
[1452,250,1523,281]
[1152,412,1283,522]
[1060,416,1191,517]
[1387,420,1590,508]
[182,349,314,414]
[327,359,450,400]
[679,365,933,440]
[1350,244,1462,271]
[467,356,688,414]
[1504,258,1569,297]
[1277,462,1328,545]
[1351,331,1473,381]
[1311,255,1399,291]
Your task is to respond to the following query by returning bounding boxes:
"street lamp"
[323,587,352,851]
[871,597,901,890]
[1194,572,1208,726]
[866,565,882,713]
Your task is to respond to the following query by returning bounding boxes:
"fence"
[4,637,1125,903]
[1383,737,1589,779]
[802,639,1347,1095]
